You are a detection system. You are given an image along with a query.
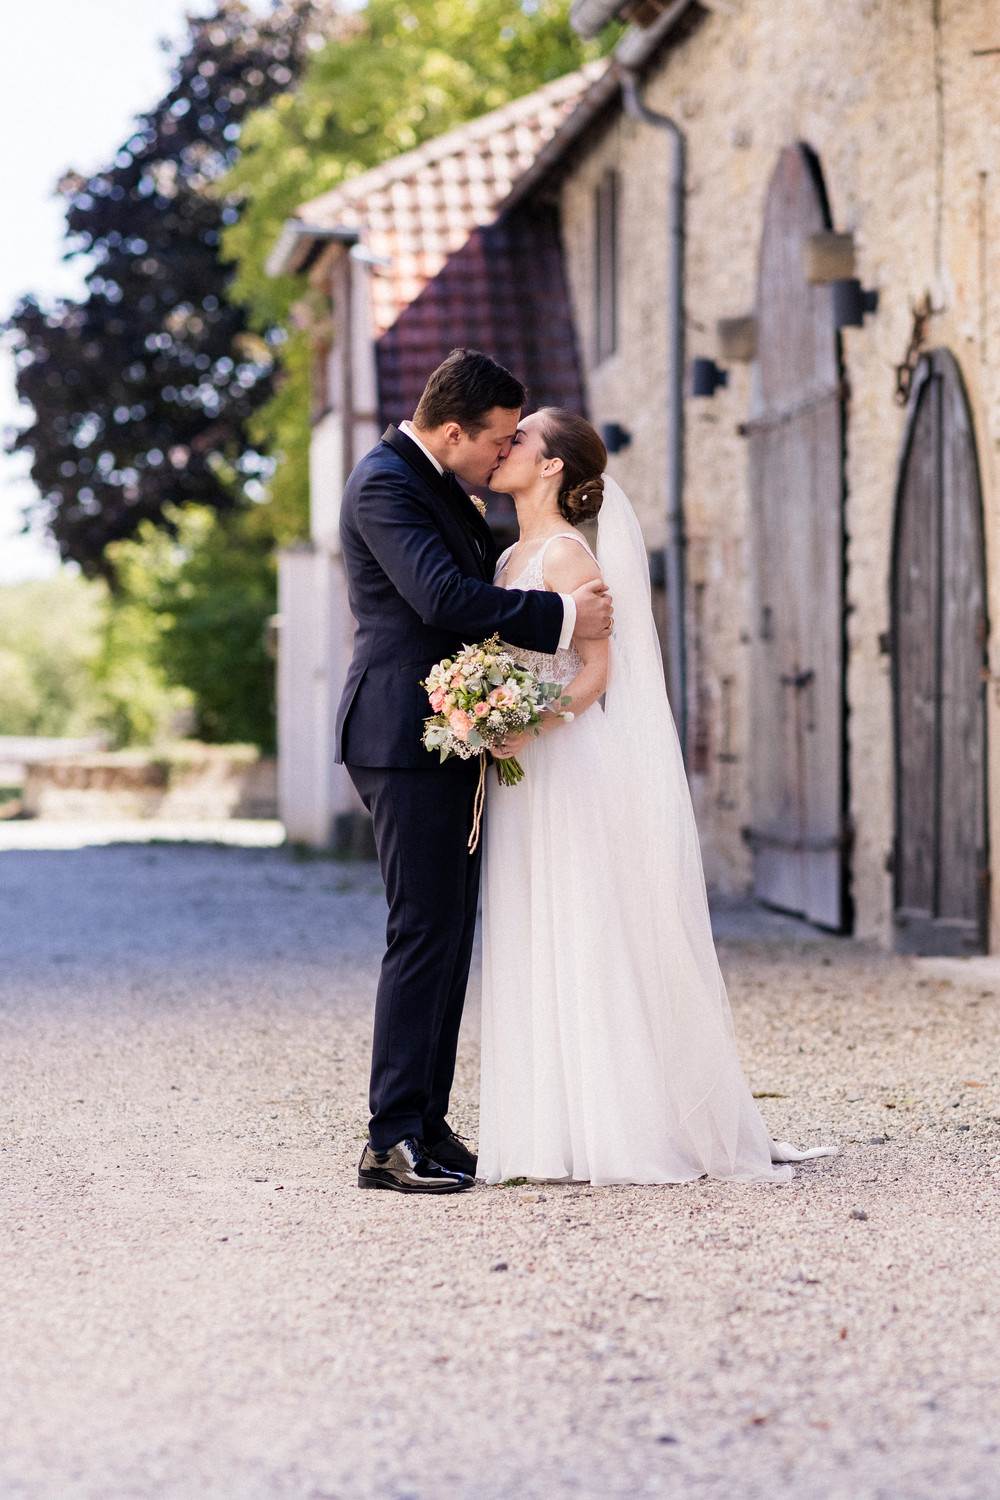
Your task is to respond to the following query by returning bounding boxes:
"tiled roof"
[299,62,608,337]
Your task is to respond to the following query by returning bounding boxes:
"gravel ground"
[1,841,999,1500]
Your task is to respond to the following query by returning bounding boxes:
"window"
[594,169,618,364]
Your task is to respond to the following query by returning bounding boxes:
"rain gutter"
[570,0,696,60]
[613,1,696,67]
[266,222,359,279]
[569,0,627,36]
[619,69,688,745]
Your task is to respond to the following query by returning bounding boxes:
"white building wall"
[276,247,379,847]
[277,545,325,844]
[277,544,362,845]
[309,410,344,552]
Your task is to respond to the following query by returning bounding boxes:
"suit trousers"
[346,759,483,1151]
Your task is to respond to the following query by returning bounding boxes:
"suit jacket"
[335,426,565,768]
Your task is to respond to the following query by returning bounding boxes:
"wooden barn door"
[745,145,848,930]
[891,349,989,955]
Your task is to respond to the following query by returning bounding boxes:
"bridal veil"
[596,477,831,1180]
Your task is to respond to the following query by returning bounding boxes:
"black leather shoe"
[425,1130,478,1177]
[358,1137,474,1194]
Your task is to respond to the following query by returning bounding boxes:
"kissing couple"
[337,348,835,1193]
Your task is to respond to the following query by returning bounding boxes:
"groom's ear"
[439,421,465,449]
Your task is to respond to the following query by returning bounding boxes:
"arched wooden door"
[891,349,989,955]
[745,145,849,931]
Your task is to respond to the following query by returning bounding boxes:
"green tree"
[6,0,327,579]
[0,575,105,737]
[0,572,187,747]
[152,509,277,749]
[223,0,608,534]
[5,2,606,756]
[94,528,195,747]
[102,505,275,749]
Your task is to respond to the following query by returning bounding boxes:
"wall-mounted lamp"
[800,231,879,329]
[716,315,757,363]
[601,421,632,454]
[832,278,879,328]
[691,357,729,397]
[803,231,856,284]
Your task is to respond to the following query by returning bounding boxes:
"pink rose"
[449,709,473,740]
[473,702,490,717]
[429,688,446,712]
[489,686,516,709]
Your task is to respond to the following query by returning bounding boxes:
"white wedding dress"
[478,478,835,1186]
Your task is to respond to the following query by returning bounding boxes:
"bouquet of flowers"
[422,634,572,793]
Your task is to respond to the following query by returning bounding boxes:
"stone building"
[272,0,1000,954]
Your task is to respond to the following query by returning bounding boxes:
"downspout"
[619,68,687,753]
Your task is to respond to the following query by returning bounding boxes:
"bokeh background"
[0,0,594,785]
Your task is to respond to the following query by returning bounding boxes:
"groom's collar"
[398,419,444,476]
[381,424,451,498]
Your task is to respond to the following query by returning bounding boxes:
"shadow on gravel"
[0,842,385,972]
[708,894,847,946]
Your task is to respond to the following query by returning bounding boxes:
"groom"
[337,348,613,1193]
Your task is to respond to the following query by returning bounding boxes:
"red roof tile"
[299,64,607,339]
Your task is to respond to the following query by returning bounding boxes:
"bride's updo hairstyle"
[537,408,607,524]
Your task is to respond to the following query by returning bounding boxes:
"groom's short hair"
[413,348,525,434]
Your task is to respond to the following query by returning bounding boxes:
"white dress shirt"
[398,420,576,651]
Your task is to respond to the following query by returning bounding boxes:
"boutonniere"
[470,495,487,520]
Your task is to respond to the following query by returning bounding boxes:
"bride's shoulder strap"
[538,531,597,563]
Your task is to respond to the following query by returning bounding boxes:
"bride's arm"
[499,538,608,754]
[540,539,610,715]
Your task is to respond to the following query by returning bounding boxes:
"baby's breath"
[420,634,569,783]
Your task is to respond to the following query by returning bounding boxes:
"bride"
[478,407,835,1186]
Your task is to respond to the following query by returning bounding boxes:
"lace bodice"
[495,532,595,688]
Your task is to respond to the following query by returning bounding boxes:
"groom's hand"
[572,579,614,638]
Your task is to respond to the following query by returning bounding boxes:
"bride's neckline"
[497,528,589,588]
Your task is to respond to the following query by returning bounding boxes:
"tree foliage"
[0,577,105,738]
[3,0,607,754]
[104,507,277,750]
[0,573,187,746]
[223,0,606,529]
[6,0,329,579]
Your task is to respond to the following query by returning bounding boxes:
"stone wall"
[23,745,278,823]
[557,0,1000,942]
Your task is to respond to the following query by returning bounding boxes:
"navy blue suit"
[337,427,564,1149]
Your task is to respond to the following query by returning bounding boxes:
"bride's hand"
[496,728,533,758]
